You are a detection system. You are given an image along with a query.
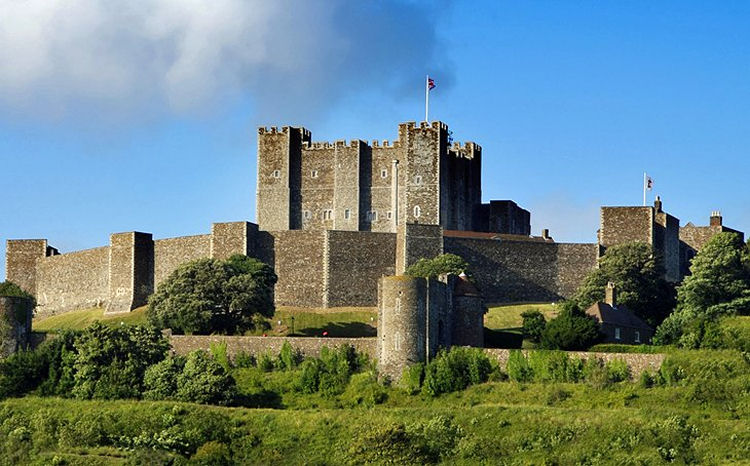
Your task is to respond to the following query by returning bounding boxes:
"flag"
[428,77,435,90]
[646,175,653,190]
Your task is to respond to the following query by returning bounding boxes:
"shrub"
[209,341,231,372]
[341,372,387,407]
[422,347,492,396]
[233,351,255,369]
[506,350,533,382]
[405,253,469,279]
[176,350,237,405]
[400,363,425,394]
[0,280,35,305]
[143,356,186,400]
[0,349,47,398]
[540,301,600,350]
[605,358,631,382]
[521,310,546,342]
[191,441,233,465]
[277,341,303,370]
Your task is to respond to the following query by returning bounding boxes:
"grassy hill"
[33,306,149,332]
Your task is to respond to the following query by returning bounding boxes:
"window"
[381,169,388,178]
[303,210,311,220]
[413,205,421,218]
[272,170,281,178]
[344,209,351,220]
[386,211,392,220]
[614,327,621,340]
[414,175,422,185]
[634,331,640,343]
[311,170,318,178]
[323,210,333,220]
[367,210,378,222]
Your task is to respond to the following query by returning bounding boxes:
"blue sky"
[2,1,749,281]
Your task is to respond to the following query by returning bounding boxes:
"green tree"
[540,301,600,350]
[405,253,469,279]
[0,281,35,306]
[520,310,546,343]
[176,350,237,405]
[147,255,277,334]
[655,232,750,346]
[573,242,675,327]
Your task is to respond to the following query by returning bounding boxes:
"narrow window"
[367,210,378,222]
[614,327,621,340]
[414,175,422,185]
[323,210,333,220]
[634,331,640,343]
[381,169,388,178]
[272,170,281,178]
[303,210,311,220]
[413,205,421,218]
[344,209,351,220]
[311,170,318,178]
[386,211,392,220]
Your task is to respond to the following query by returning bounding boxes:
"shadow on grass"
[296,322,376,338]
[484,327,523,349]
[236,389,284,409]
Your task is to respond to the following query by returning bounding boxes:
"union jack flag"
[428,77,435,90]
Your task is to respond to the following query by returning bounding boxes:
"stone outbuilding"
[584,283,653,345]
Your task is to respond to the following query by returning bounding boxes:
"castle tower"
[256,126,310,231]
[377,275,427,381]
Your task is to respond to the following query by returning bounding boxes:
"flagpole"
[425,75,429,122]
[643,172,647,206]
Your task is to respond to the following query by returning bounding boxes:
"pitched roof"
[585,302,652,330]
[454,273,480,297]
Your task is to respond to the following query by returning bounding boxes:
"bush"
[540,301,600,350]
[143,356,186,400]
[147,255,277,335]
[0,349,47,398]
[422,347,492,396]
[506,350,533,382]
[0,280,35,305]
[341,372,387,407]
[191,441,233,465]
[400,363,425,394]
[521,310,546,342]
[277,341,303,370]
[177,350,237,405]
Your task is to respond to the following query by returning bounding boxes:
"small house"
[585,283,653,344]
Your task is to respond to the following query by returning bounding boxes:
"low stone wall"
[169,334,377,359]
[483,348,665,376]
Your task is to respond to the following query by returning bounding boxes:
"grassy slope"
[484,303,558,330]
[33,306,149,332]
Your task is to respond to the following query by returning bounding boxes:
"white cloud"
[0,0,451,121]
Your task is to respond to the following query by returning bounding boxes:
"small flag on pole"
[428,77,435,90]
[425,75,436,122]
[643,173,654,206]
[646,175,653,190]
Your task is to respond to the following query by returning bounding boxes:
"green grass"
[484,302,558,330]
[33,305,377,338]
[33,306,149,332]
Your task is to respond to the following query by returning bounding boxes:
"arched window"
[413,205,421,218]
[414,175,422,185]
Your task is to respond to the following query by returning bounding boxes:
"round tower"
[377,276,426,381]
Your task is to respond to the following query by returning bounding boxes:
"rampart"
[444,237,598,303]
[483,348,665,376]
[169,334,377,359]
[36,247,109,317]
[0,296,33,358]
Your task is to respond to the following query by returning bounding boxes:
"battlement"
[258,126,312,141]
[302,139,365,150]
[370,139,397,148]
[451,141,482,158]
[398,120,449,132]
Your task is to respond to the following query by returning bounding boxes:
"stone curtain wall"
[484,348,665,376]
[444,237,598,303]
[0,296,33,358]
[153,235,211,286]
[169,334,377,359]
[271,230,327,307]
[325,231,396,307]
[5,239,48,294]
[35,247,109,317]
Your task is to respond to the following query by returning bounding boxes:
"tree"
[520,310,546,343]
[0,281,35,306]
[540,301,600,350]
[573,242,675,327]
[655,232,750,346]
[405,254,469,279]
[148,255,277,334]
[176,350,237,405]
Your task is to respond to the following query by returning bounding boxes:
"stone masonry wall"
[35,247,109,317]
[325,230,396,307]
[0,296,33,358]
[169,334,376,359]
[599,207,653,249]
[153,235,211,286]
[484,349,665,376]
[5,239,48,294]
[271,230,327,307]
[444,237,597,303]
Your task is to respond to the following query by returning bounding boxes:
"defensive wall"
[0,296,33,358]
[165,333,663,378]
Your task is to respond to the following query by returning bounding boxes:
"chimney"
[605,282,617,307]
[654,196,663,213]
[710,210,722,227]
[541,228,550,240]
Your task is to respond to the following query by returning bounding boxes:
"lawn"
[484,302,558,330]
[33,304,378,337]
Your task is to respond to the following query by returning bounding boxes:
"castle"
[5,121,744,367]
